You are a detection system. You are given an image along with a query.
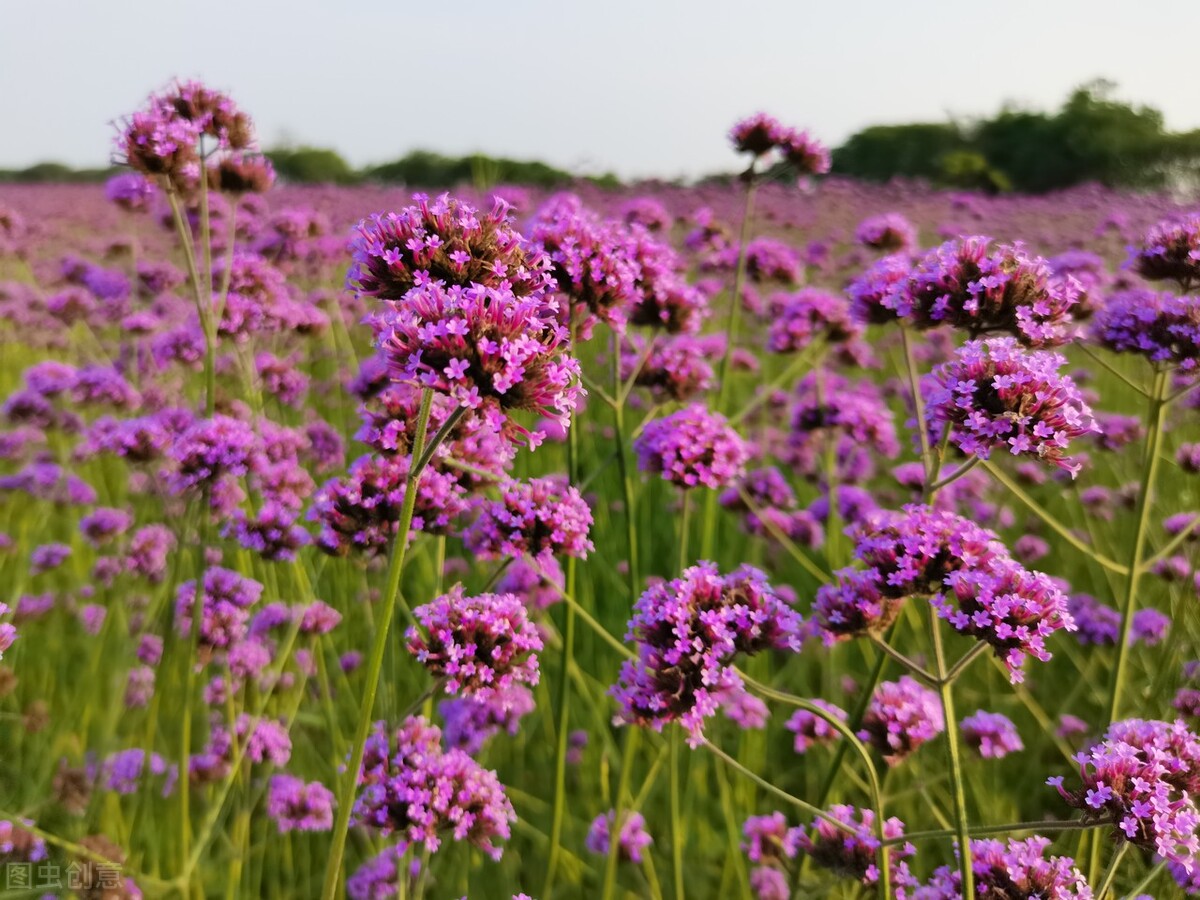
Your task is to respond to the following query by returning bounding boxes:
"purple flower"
[1093,289,1200,373]
[915,835,1092,899]
[961,710,1024,758]
[406,587,542,700]
[30,542,71,575]
[80,507,133,546]
[858,677,944,765]
[1128,213,1200,288]
[620,334,722,403]
[105,172,156,212]
[439,684,535,756]
[785,372,898,484]
[373,279,582,445]
[174,567,264,653]
[1048,718,1200,873]
[585,810,653,863]
[634,404,749,490]
[612,562,801,745]
[786,700,848,754]
[767,288,862,355]
[855,213,917,252]
[266,774,335,832]
[464,476,594,565]
[353,716,515,860]
[742,812,802,864]
[349,193,554,302]
[796,804,914,890]
[926,337,1098,477]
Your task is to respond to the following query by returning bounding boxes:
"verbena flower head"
[1128,213,1200,288]
[620,334,722,403]
[786,700,848,754]
[914,836,1093,899]
[373,279,582,445]
[742,812,802,864]
[786,372,898,484]
[729,114,830,176]
[612,562,802,745]
[1048,718,1200,873]
[348,193,554,301]
[353,715,515,860]
[814,505,1005,642]
[796,804,914,890]
[174,567,264,654]
[730,113,788,157]
[406,587,542,699]
[937,556,1075,682]
[634,404,749,490]
[105,173,156,212]
[312,453,467,557]
[856,213,917,252]
[900,237,1082,347]
[767,288,861,355]
[927,338,1098,477]
[585,810,654,863]
[463,476,594,565]
[266,774,335,833]
[1093,289,1200,373]
[858,676,944,765]
[624,223,709,334]
[848,253,915,325]
[528,193,639,336]
[439,684,535,755]
[960,710,1024,759]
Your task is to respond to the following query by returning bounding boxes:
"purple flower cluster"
[848,252,914,325]
[266,774,335,833]
[1048,718,1200,873]
[855,213,917,252]
[1128,213,1200,287]
[1093,289,1200,373]
[174,566,264,653]
[373,279,582,445]
[612,562,801,744]
[406,587,542,700]
[1068,593,1170,647]
[620,334,721,403]
[785,372,898,484]
[349,193,554,301]
[585,810,654,863]
[634,404,749,490]
[353,715,516,860]
[891,236,1083,347]
[439,684,535,755]
[766,288,862,355]
[463,476,594,565]
[857,676,944,765]
[785,699,847,754]
[729,113,831,176]
[927,338,1098,477]
[960,710,1023,759]
[914,836,1092,899]
[116,80,259,194]
[795,804,914,890]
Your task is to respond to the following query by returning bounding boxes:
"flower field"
[0,84,1198,899]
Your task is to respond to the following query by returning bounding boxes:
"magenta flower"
[464,476,594,565]
[266,774,335,833]
[855,213,917,252]
[786,700,848,754]
[1093,289,1200,373]
[634,404,749,490]
[585,810,654,863]
[926,337,1098,477]
[915,836,1092,898]
[795,804,914,890]
[858,677,944,765]
[406,587,543,699]
[960,710,1024,759]
[1128,213,1200,288]
[612,562,801,745]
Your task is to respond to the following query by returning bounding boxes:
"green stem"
[670,730,685,900]
[867,634,936,685]
[1107,370,1169,723]
[1095,842,1129,899]
[321,390,434,900]
[982,460,1129,575]
[901,327,935,482]
[716,178,758,411]
[602,729,640,900]
[889,818,1098,845]
[931,615,974,899]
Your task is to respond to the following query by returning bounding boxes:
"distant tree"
[832,123,969,182]
[265,147,358,184]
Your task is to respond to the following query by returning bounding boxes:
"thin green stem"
[901,327,934,482]
[931,615,973,899]
[1142,513,1200,569]
[669,730,685,900]
[868,634,936,685]
[890,818,1098,846]
[1107,370,1170,724]
[1095,842,1129,899]
[536,564,635,661]
[716,179,758,410]
[982,460,1129,575]
[731,338,825,425]
[925,455,982,497]
[1076,344,1150,396]
[321,390,434,900]
[601,729,640,900]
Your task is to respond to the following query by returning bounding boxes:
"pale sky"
[3,0,1198,180]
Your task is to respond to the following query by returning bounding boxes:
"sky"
[3,0,1199,181]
